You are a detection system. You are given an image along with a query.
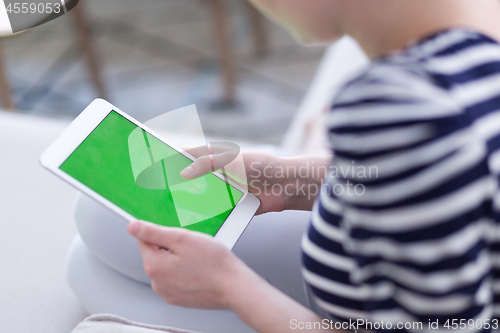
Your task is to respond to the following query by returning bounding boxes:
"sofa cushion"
[72,314,201,333]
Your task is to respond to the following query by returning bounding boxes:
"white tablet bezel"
[40,98,260,249]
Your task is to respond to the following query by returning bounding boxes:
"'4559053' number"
[444,319,499,330]
[6,2,62,14]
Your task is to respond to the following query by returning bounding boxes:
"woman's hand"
[127,220,262,309]
[128,220,336,333]
[180,147,332,215]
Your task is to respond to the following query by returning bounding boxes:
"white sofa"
[0,112,87,333]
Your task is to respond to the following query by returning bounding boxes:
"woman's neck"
[340,0,500,59]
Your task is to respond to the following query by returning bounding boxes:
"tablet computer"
[40,99,260,249]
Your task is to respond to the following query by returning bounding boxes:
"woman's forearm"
[224,263,340,333]
[245,152,332,214]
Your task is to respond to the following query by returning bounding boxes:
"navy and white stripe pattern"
[302,29,500,332]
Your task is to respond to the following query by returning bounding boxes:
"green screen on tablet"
[59,111,243,236]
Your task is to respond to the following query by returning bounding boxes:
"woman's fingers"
[185,142,240,159]
[128,220,191,251]
[180,155,212,179]
[181,144,241,180]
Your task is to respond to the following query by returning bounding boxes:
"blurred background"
[0,0,327,145]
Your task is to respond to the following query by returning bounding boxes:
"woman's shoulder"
[327,61,462,134]
[327,28,500,142]
[334,28,500,108]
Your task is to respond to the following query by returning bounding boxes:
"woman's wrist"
[280,155,332,211]
[221,257,269,311]
[244,152,331,214]
[220,256,331,333]
[222,261,288,332]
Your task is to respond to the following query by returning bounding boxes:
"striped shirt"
[301,29,500,332]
